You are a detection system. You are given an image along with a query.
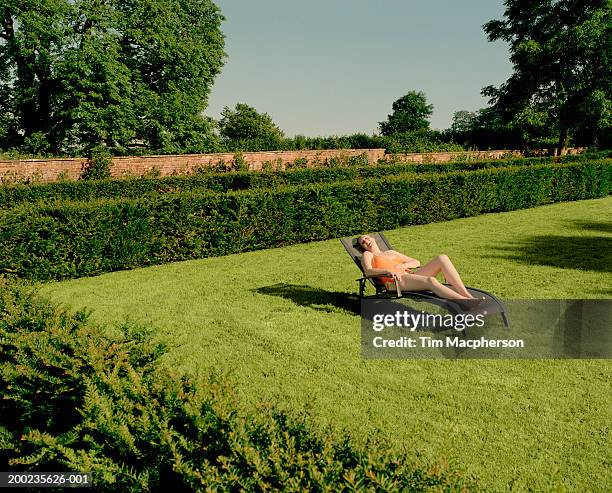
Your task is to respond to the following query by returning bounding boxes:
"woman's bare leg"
[414,255,473,298]
[398,274,470,300]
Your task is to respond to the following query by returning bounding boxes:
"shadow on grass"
[491,235,611,273]
[255,283,360,315]
[572,220,612,234]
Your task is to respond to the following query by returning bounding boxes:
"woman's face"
[359,235,376,251]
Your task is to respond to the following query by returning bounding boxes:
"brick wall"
[385,150,521,163]
[0,147,587,184]
[0,149,385,183]
[386,147,587,163]
[0,157,88,183]
[109,148,386,177]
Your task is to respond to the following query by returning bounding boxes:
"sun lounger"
[340,232,509,327]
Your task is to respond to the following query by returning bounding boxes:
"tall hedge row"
[0,156,562,209]
[1,162,609,281]
[0,280,477,491]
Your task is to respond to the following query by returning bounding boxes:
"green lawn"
[42,197,612,492]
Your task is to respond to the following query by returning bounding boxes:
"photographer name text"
[372,336,525,349]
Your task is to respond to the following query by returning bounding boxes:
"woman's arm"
[398,260,420,270]
[388,250,421,268]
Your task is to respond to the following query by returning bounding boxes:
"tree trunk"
[35,65,53,134]
[557,123,569,156]
[16,54,41,138]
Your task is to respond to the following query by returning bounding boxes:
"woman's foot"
[456,296,487,311]
[444,282,473,299]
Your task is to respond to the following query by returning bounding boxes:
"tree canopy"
[218,103,284,142]
[448,107,525,149]
[483,0,612,151]
[0,0,226,155]
[378,91,433,136]
[450,111,478,136]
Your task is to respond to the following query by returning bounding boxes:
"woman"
[358,234,479,301]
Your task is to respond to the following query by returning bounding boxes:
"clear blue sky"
[206,0,512,136]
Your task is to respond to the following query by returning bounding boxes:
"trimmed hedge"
[0,156,563,209]
[197,130,464,153]
[1,162,609,282]
[0,280,478,491]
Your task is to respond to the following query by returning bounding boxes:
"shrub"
[218,134,382,152]
[214,131,467,153]
[0,280,479,492]
[286,157,309,170]
[0,162,609,282]
[384,130,465,153]
[232,150,249,172]
[0,156,570,209]
[81,147,112,180]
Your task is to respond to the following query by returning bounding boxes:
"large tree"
[0,0,225,155]
[218,103,284,142]
[483,0,612,152]
[450,110,478,136]
[378,91,433,136]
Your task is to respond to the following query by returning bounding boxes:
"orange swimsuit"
[372,254,405,289]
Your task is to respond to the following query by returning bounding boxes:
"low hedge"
[0,280,478,491]
[0,162,609,282]
[0,156,562,209]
